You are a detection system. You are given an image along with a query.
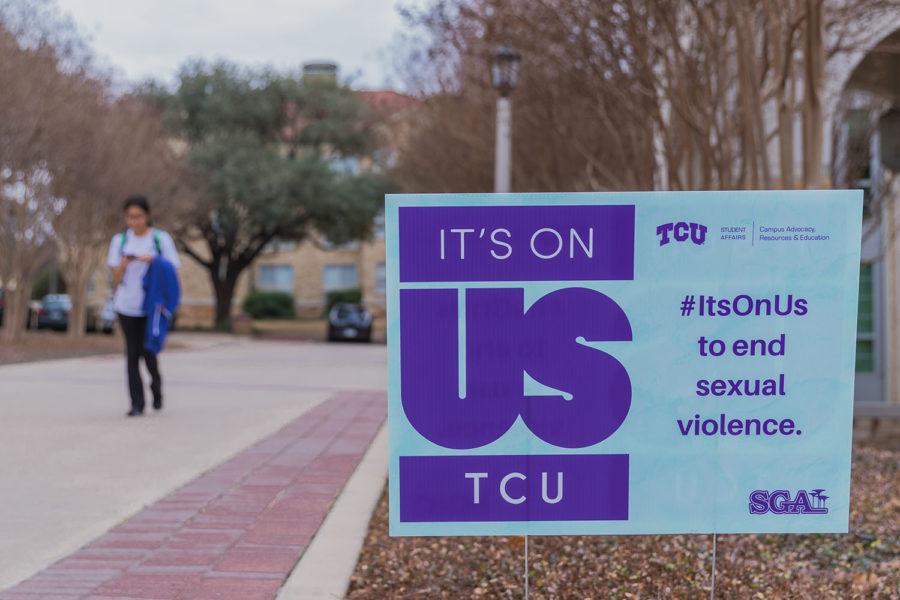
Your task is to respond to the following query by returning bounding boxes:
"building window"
[322,264,359,291]
[258,264,294,293]
[856,263,875,373]
[375,262,386,296]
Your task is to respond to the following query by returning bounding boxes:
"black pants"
[118,314,161,412]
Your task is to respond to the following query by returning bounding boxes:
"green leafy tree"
[143,61,389,328]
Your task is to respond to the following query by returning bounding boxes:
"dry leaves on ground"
[348,445,899,599]
[0,331,122,365]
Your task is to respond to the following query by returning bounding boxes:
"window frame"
[257,264,295,294]
[856,262,876,373]
[322,263,360,292]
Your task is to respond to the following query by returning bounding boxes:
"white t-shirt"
[107,229,180,317]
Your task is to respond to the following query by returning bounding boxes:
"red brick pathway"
[0,391,386,600]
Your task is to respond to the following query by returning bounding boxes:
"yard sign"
[386,191,862,536]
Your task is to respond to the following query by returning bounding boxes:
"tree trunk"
[212,271,238,331]
[802,0,824,188]
[733,1,762,189]
[66,271,90,339]
[62,246,104,340]
[767,0,796,189]
[1,273,33,343]
[778,84,796,188]
[180,240,247,332]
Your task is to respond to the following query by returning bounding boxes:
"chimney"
[303,62,338,85]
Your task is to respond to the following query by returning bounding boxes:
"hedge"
[243,290,295,319]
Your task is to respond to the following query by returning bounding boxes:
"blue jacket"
[142,256,181,354]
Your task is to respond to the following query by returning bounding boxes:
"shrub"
[243,290,295,319]
[325,288,362,314]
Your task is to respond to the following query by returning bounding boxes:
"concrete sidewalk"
[0,392,386,600]
[0,334,386,592]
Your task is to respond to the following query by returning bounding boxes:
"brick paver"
[0,391,385,600]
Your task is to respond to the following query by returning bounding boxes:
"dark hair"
[123,195,151,214]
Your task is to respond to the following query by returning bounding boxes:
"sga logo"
[656,222,708,246]
[400,287,633,450]
[748,489,829,515]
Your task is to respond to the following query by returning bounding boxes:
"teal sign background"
[387,191,862,536]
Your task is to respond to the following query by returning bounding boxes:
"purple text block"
[399,205,635,282]
[399,454,628,522]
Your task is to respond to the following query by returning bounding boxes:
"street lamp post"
[491,46,522,194]
[492,46,524,597]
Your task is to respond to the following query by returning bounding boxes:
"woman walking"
[107,195,180,417]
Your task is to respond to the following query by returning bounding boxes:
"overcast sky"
[59,0,411,89]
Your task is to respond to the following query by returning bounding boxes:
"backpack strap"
[152,229,162,255]
[119,230,163,256]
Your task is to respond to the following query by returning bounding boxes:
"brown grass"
[0,331,122,366]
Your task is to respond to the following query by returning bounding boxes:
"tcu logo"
[748,489,829,515]
[400,287,632,450]
[656,222,707,246]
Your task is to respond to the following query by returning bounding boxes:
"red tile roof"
[358,90,420,116]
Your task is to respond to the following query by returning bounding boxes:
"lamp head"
[491,46,522,97]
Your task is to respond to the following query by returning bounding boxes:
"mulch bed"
[0,331,123,365]
[348,444,899,599]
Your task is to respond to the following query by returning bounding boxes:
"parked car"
[34,294,72,331]
[1,290,49,329]
[87,300,116,334]
[327,303,373,342]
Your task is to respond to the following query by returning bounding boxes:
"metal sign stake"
[710,533,717,600]
[524,534,529,600]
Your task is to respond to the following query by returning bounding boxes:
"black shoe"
[126,409,144,417]
[153,396,163,411]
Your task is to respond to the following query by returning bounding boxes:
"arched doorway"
[833,26,900,405]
